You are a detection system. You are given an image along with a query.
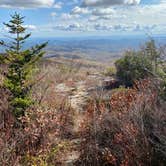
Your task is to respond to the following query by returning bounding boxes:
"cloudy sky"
[0,0,165,37]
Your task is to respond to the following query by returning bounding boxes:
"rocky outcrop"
[103,77,121,89]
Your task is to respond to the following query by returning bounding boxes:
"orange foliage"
[76,79,164,166]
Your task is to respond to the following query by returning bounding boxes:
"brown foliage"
[75,79,166,166]
[0,100,74,165]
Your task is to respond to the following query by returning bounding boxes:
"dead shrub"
[75,79,166,166]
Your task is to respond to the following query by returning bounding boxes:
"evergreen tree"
[115,50,153,86]
[144,40,160,73]
[0,13,47,118]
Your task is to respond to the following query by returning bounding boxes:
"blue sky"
[0,0,165,37]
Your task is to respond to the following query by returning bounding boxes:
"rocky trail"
[55,81,90,165]
[55,74,110,165]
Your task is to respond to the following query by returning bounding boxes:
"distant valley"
[1,35,166,62]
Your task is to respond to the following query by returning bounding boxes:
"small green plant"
[160,78,166,100]
[21,141,71,166]
[104,66,116,76]
[144,39,160,73]
[0,13,47,118]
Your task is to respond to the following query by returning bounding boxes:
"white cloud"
[53,2,63,9]
[24,0,165,35]
[77,1,166,33]
[82,0,141,7]
[53,22,85,31]
[0,0,55,8]
[24,25,37,31]
[160,0,166,4]
[60,13,80,20]
[94,23,112,31]
[71,6,90,15]
[92,8,115,16]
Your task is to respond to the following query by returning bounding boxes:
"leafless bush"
[0,103,74,165]
[75,79,166,166]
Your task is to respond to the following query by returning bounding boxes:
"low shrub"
[0,104,74,165]
[104,66,116,77]
[75,79,166,166]
[115,51,153,86]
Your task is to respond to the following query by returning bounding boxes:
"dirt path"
[61,81,90,165]
[55,74,104,165]
[69,81,89,133]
